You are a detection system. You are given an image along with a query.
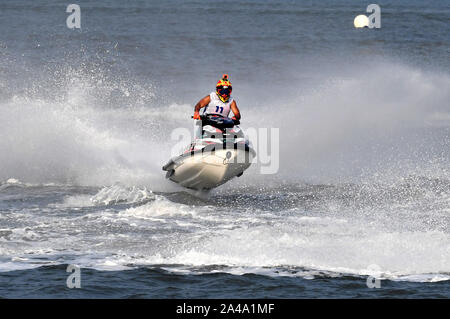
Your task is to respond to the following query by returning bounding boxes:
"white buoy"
[354,15,369,28]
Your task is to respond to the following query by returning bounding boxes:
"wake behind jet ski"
[163,74,255,190]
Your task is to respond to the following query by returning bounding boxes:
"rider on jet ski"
[193,74,241,121]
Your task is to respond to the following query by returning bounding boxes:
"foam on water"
[2,181,448,283]
[91,184,154,206]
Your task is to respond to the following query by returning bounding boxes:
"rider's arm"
[230,100,241,120]
[194,95,211,114]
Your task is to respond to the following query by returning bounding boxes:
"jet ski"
[162,114,256,190]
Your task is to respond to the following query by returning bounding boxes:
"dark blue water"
[0,0,449,298]
[1,265,449,298]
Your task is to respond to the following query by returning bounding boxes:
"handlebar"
[192,114,240,125]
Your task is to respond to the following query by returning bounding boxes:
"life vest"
[203,92,233,117]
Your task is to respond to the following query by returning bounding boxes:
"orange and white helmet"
[216,74,232,102]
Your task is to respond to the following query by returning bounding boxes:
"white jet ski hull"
[163,149,253,190]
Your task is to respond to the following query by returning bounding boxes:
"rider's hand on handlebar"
[193,112,200,120]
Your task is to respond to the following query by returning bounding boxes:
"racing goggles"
[217,86,231,95]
